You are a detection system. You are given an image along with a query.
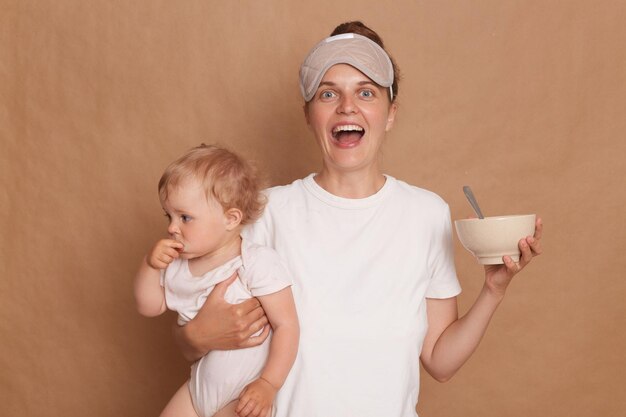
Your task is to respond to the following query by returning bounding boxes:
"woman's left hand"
[484,217,543,297]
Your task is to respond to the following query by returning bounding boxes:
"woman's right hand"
[174,273,270,361]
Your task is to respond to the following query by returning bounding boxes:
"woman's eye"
[320,91,335,99]
[360,89,374,98]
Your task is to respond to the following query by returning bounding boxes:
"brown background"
[1,1,625,416]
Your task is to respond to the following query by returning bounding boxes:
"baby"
[134,144,299,417]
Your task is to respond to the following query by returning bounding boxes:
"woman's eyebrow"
[357,81,377,87]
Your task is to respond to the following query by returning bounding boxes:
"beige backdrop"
[2,1,625,416]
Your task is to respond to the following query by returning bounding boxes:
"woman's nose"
[337,95,357,114]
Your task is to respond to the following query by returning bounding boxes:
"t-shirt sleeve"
[241,189,274,247]
[242,245,293,297]
[425,204,462,298]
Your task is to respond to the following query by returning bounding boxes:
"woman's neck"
[314,166,386,199]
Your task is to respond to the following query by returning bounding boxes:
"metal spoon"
[462,186,485,219]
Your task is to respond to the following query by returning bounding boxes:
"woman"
[176,21,543,417]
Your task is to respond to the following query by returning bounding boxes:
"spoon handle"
[463,186,485,219]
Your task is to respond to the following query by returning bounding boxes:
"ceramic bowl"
[454,214,536,264]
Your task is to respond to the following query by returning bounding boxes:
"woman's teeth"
[332,125,364,134]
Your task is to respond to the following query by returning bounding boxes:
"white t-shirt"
[243,174,462,417]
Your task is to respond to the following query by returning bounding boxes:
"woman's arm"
[173,273,270,361]
[420,218,543,382]
[420,287,502,382]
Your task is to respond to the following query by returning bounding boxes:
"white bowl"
[454,214,536,265]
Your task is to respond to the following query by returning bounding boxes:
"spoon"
[462,186,485,219]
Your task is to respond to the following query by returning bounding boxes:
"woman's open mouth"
[332,124,365,147]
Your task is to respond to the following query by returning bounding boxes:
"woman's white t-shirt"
[243,174,461,417]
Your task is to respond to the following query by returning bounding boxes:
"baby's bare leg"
[212,401,238,417]
[160,381,199,417]
[212,401,273,417]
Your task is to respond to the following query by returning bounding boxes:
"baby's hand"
[147,239,184,269]
[236,378,277,417]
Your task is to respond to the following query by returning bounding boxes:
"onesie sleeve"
[425,204,462,299]
[159,269,167,287]
[241,243,293,297]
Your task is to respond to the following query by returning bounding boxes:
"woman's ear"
[224,208,243,231]
[385,102,398,132]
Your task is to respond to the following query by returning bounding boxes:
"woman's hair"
[158,144,266,225]
[330,21,401,102]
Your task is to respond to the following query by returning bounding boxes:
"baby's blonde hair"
[158,144,266,225]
